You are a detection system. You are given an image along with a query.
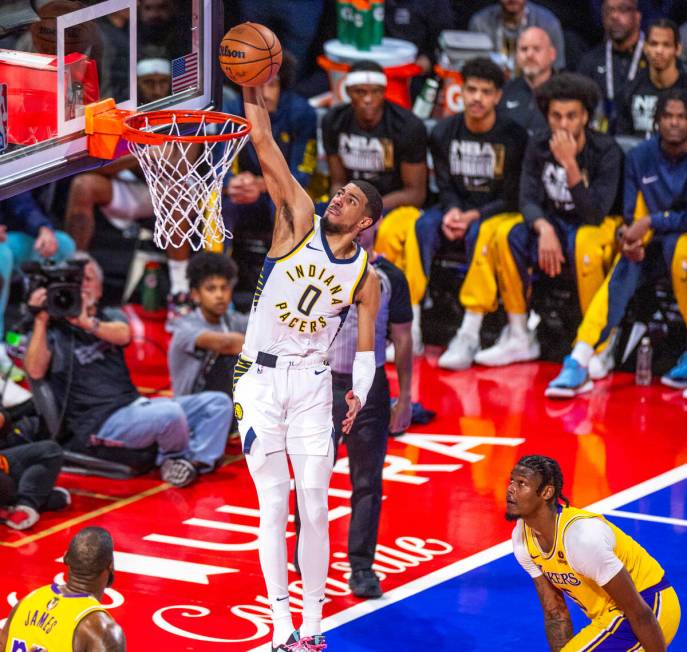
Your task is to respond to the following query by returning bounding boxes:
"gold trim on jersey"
[349,249,369,304]
[274,215,317,263]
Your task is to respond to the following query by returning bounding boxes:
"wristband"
[352,350,375,409]
[86,317,100,335]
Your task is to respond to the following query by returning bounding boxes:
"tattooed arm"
[533,576,574,651]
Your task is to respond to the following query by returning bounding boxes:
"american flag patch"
[171,52,199,94]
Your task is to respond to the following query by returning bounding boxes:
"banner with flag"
[171,51,199,94]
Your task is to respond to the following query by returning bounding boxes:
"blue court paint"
[328,482,687,650]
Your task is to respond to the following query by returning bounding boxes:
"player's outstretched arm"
[242,86,314,248]
[342,267,380,435]
[532,576,573,651]
[602,568,666,652]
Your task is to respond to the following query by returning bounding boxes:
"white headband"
[137,58,171,78]
[345,71,387,88]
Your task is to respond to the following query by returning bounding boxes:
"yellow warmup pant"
[562,585,680,651]
[493,216,621,316]
[374,205,422,300]
[577,233,687,348]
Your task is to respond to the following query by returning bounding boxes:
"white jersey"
[242,216,368,359]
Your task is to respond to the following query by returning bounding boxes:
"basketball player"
[507,455,681,651]
[0,526,125,651]
[233,83,382,652]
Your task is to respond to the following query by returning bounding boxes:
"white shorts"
[101,170,154,227]
[233,353,334,458]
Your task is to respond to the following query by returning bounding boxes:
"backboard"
[0,0,224,200]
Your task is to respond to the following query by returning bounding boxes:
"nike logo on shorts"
[642,175,658,184]
[314,368,327,375]
[306,242,323,251]
[276,595,289,601]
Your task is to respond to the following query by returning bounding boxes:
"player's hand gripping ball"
[219,22,282,87]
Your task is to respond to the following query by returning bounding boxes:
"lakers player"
[233,84,381,652]
[507,455,680,651]
[0,526,124,651]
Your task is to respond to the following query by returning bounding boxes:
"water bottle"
[635,337,653,386]
[141,261,163,312]
[413,78,439,119]
[371,0,384,46]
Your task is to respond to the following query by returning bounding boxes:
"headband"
[137,58,171,78]
[345,71,387,88]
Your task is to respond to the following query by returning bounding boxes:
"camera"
[22,259,87,319]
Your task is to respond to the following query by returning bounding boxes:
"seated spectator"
[0,192,76,372]
[394,58,528,368]
[578,0,646,132]
[23,253,232,487]
[0,437,69,531]
[617,19,686,138]
[468,0,566,72]
[477,73,623,367]
[168,252,247,398]
[322,61,427,349]
[547,88,687,397]
[498,26,557,135]
[221,54,317,290]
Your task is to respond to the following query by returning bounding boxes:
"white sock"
[508,313,528,337]
[571,342,594,368]
[459,310,483,338]
[168,259,189,295]
[271,602,295,647]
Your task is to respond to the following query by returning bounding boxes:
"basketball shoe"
[273,631,299,651]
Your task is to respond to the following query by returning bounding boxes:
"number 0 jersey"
[242,216,368,359]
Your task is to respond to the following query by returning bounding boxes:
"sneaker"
[44,487,71,511]
[273,631,300,651]
[545,356,593,399]
[5,504,39,530]
[349,569,383,599]
[160,458,197,487]
[165,292,193,332]
[474,326,540,367]
[291,635,327,651]
[438,331,480,370]
[589,331,618,380]
[661,352,687,389]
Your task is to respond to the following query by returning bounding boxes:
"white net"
[125,112,250,251]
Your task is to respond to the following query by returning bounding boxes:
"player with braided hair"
[506,455,680,651]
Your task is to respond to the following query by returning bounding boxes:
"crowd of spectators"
[0,0,686,548]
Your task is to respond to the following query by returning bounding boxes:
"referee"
[329,218,413,599]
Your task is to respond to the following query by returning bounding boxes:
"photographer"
[168,252,247,398]
[0,191,76,374]
[24,253,232,487]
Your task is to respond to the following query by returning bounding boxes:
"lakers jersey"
[517,506,665,625]
[5,583,109,651]
[243,215,368,358]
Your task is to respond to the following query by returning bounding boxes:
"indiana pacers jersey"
[242,215,368,359]
[5,583,109,651]
[520,506,665,625]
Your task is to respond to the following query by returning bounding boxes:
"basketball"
[219,22,282,87]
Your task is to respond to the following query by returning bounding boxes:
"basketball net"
[124,111,251,251]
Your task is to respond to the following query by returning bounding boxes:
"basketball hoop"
[120,109,252,251]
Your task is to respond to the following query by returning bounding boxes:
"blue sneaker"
[545,356,593,399]
[661,351,687,388]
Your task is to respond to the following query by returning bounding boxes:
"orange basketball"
[219,23,282,87]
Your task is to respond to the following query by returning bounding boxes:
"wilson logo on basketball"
[219,47,246,59]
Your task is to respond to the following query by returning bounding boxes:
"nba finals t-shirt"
[321,100,428,197]
[616,69,687,138]
[429,113,528,218]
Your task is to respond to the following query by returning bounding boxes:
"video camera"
[22,259,87,319]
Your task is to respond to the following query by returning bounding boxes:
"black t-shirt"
[520,129,623,227]
[498,76,548,136]
[46,309,139,447]
[617,69,687,138]
[429,113,529,218]
[321,101,428,198]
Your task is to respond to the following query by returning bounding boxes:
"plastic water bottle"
[413,78,439,119]
[141,261,163,312]
[635,337,653,386]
